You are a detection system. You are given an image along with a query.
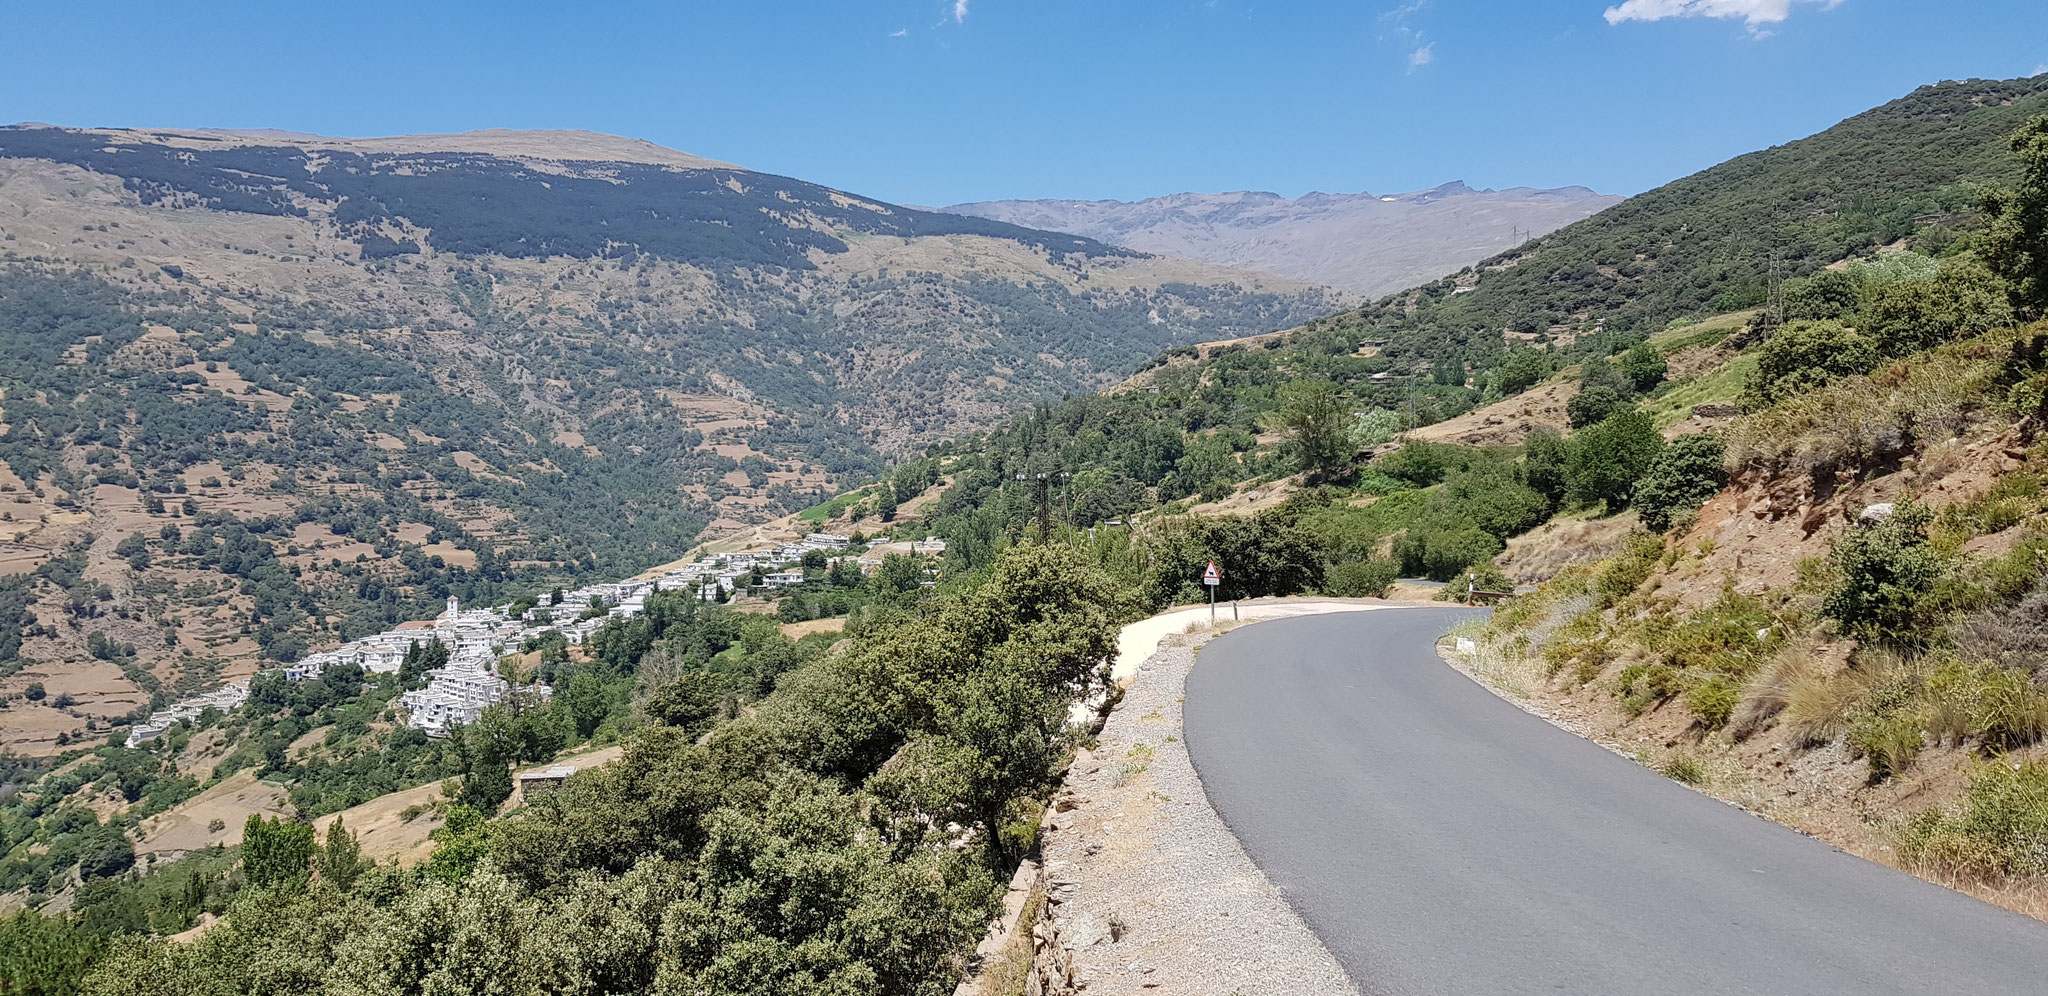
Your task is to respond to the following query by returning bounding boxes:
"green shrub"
[1745,319,1880,407]
[1661,756,1706,785]
[1618,661,1685,716]
[1595,532,1665,608]
[1898,761,2048,877]
[1847,711,1924,781]
[1326,559,1399,598]
[1923,658,2048,750]
[1823,501,1954,645]
[1635,433,1728,533]
[1685,676,1741,729]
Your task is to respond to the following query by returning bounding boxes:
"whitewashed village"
[122,532,940,749]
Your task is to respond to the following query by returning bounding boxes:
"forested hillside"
[0,127,1343,753]
[1324,76,2048,392]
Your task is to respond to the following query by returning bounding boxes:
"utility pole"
[1012,470,1071,544]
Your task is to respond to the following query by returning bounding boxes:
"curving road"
[1184,609,2048,995]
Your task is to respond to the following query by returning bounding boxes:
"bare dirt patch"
[1408,378,1576,448]
[778,617,845,640]
[133,769,292,859]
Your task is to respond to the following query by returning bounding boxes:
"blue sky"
[4,1,2045,205]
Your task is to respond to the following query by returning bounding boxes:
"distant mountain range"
[941,182,1622,297]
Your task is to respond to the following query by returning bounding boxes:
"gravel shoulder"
[1037,621,1358,996]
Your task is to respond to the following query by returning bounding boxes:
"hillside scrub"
[1724,325,2040,480]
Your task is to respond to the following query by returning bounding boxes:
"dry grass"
[1906,865,2048,920]
[1726,331,2018,478]
[1746,645,1868,747]
[1449,616,1551,699]
[973,876,1046,996]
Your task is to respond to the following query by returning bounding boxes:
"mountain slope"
[942,182,1620,296]
[1329,76,2048,385]
[0,126,1347,753]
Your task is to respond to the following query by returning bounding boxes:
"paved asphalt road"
[1184,608,2048,995]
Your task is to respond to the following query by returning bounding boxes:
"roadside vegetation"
[2,544,1129,995]
[1473,112,2048,906]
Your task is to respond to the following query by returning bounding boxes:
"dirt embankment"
[1451,426,2048,919]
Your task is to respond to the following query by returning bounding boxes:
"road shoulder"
[1023,622,1359,996]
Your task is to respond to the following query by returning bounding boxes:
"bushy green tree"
[1784,268,1863,321]
[1523,426,1570,506]
[1374,441,1466,487]
[1325,559,1400,598]
[1564,407,1664,509]
[1980,115,2048,318]
[1275,378,1353,480]
[1567,385,1627,429]
[0,911,102,996]
[1433,466,1549,539]
[1746,319,1880,406]
[316,815,366,891]
[645,670,722,733]
[1146,508,1323,605]
[1394,526,1503,582]
[1618,342,1668,392]
[1863,258,2013,357]
[1353,408,1403,449]
[241,815,314,890]
[1635,433,1728,533]
[455,720,515,812]
[1495,348,1552,395]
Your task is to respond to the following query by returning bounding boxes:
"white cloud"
[1603,0,1843,32]
[2035,63,2048,78]
[890,27,908,37]
[954,0,969,22]
[1380,1,1436,69]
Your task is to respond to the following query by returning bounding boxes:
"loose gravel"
[1040,624,1359,995]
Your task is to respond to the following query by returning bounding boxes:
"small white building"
[126,682,249,748]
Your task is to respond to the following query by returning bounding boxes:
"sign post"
[1202,560,1223,621]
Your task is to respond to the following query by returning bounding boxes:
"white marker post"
[1203,560,1223,621]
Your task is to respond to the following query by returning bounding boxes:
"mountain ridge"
[6,123,744,171]
[942,181,1620,295]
